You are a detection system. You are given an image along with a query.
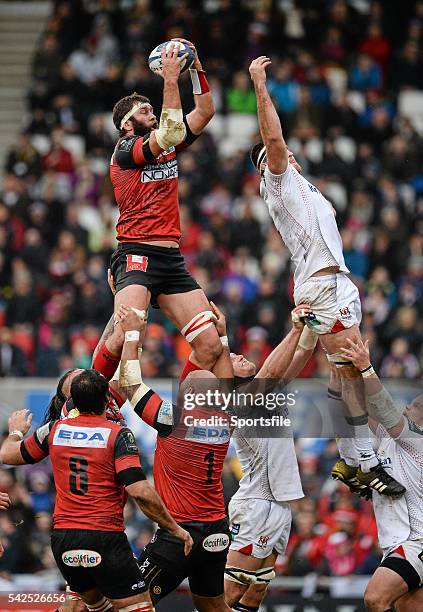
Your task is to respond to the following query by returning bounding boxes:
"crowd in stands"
[1,0,422,583]
[1,0,423,379]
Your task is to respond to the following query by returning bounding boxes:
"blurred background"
[0,0,422,609]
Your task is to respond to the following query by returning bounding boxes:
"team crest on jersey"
[126,254,148,273]
[185,425,231,444]
[53,424,111,448]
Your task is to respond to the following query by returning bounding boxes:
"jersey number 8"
[69,456,89,495]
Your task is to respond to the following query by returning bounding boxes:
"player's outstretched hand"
[8,410,32,436]
[210,301,225,337]
[291,303,312,330]
[159,42,188,80]
[171,37,202,70]
[340,338,371,372]
[249,56,271,83]
[172,525,194,556]
[116,305,147,334]
[0,492,10,511]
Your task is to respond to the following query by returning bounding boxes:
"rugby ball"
[148,41,195,75]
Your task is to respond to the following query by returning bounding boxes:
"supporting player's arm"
[249,56,288,174]
[341,338,405,437]
[116,306,180,434]
[173,38,215,135]
[0,492,10,558]
[255,305,312,381]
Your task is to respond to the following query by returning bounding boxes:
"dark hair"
[250,142,265,170]
[112,92,151,134]
[43,369,77,424]
[70,369,109,415]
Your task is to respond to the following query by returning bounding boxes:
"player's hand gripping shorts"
[294,273,362,335]
[380,538,423,590]
[228,499,292,559]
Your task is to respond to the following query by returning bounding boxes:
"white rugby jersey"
[231,426,304,503]
[373,420,423,550]
[260,164,349,286]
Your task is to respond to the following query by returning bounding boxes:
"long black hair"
[43,369,77,424]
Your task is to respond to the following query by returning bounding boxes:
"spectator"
[226,71,257,114]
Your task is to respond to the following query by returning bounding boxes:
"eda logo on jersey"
[202,533,230,553]
[62,550,102,568]
[53,424,111,448]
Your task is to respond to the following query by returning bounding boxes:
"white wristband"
[125,330,140,342]
[362,366,376,378]
[220,336,229,347]
[9,430,24,440]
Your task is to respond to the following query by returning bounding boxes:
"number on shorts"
[69,456,89,495]
[204,450,215,483]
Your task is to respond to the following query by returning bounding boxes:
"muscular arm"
[126,480,179,533]
[341,339,405,437]
[256,328,303,380]
[0,435,27,465]
[250,57,288,174]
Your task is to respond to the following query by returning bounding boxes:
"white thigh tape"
[298,326,318,351]
[181,310,216,344]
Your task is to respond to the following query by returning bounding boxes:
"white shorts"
[228,498,291,559]
[382,539,423,587]
[294,273,362,335]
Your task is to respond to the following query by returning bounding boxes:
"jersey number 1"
[69,456,89,495]
[204,450,215,483]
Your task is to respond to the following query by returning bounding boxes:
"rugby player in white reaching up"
[342,338,423,612]
[248,55,404,498]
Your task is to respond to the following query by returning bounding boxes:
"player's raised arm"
[146,43,188,156]
[116,305,180,434]
[249,57,288,174]
[340,338,405,437]
[174,38,215,135]
[255,304,312,380]
[0,410,35,465]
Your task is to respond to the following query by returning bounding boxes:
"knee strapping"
[181,311,216,343]
[87,597,112,612]
[326,352,353,367]
[255,567,276,584]
[225,566,257,585]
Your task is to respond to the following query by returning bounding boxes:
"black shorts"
[51,529,147,600]
[138,518,231,601]
[110,243,200,308]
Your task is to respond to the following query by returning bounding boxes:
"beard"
[131,117,158,136]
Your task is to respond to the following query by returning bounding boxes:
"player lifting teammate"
[248,55,404,498]
[342,339,423,612]
[0,370,192,612]
[110,39,224,376]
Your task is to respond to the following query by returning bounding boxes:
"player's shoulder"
[116,134,142,152]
